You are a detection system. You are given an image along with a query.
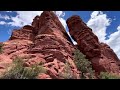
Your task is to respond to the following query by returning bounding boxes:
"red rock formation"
[0,11,80,79]
[1,11,119,79]
[9,25,35,41]
[67,15,120,74]
[0,54,12,75]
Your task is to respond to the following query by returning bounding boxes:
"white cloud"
[7,29,12,35]
[6,11,12,13]
[87,11,120,59]
[0,21,6,25]
[8,15,25,27]
[90,11,103,19]
[0,11,66,29]
[105,25,120,59]
[67,31,77,45]
[54,11,66,29]
[58,17,67,29]
[7,29,13,38]
[72,39,77,45]
[8,11,43,27]
[0,14,10,20]
[54,11,65,17]
[87,11,111,42]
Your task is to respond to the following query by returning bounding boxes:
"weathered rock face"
[1,11,120,79]
[67,16,100,59]
[67,15,120,74]
[9,25,35,41]
[32,11,73,43]
[0,54,12,75]
[0,11,80,79]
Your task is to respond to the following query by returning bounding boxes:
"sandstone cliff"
[0,11,80,79]
[0,11,120,79]
[67,15,120,75]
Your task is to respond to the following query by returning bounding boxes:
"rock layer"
[0,11,80,79]
[0,11,120,79]
[67,15,120,74]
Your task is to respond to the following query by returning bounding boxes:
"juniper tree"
[73,49,95,79]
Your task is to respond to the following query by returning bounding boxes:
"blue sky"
[0,11,120,59]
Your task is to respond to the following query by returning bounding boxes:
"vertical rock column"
[29,11,80,79]
[67,15,120,74]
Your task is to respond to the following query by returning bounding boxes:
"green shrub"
[0,43,4,54]
[99,72,120,79]
[73,49,95,79]
[59,63,77,79]
[1,56,46,79]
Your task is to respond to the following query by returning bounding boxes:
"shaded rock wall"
[67,15,120,74]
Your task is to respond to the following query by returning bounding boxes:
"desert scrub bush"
[1,56,46,79]
[59,62,77,79]
[73,49,95,79]
[99,72,120,79]
[0,43,4,54]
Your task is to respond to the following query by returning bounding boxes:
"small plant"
[59,62,77,79]
[73,49,95,79]
[99,72,120,79]
[0,43,4,54]
[1,56,46,79]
